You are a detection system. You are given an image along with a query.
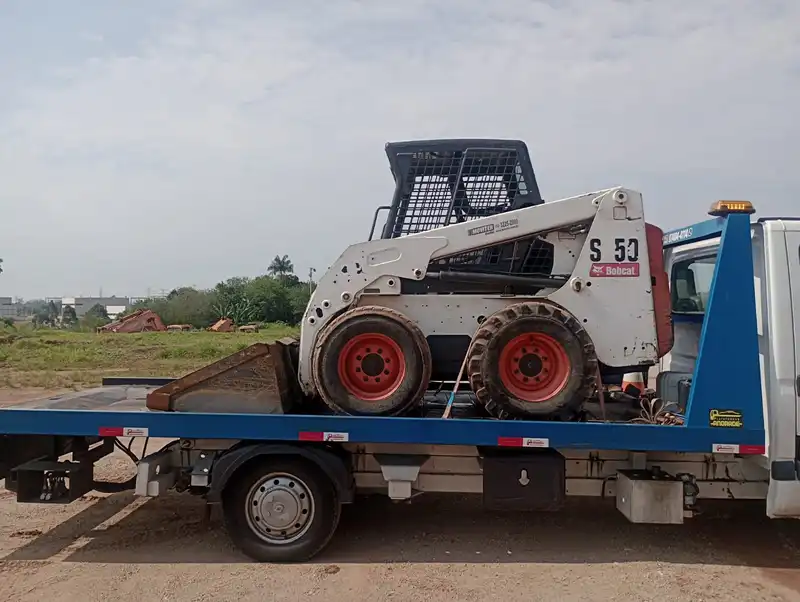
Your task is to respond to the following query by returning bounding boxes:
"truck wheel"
[468,301,598,419]
[312,306,432,416]
[222,457,341,563]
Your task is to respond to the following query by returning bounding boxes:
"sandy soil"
[1,392,800,601]
[0,388,69,407]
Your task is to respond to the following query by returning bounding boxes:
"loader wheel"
[467,301,597,419]
[312,306,432,416]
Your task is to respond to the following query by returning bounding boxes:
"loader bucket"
[146,338,302,414]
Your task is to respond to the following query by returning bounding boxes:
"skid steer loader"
[299,139,672,420]
[147,139,672,421]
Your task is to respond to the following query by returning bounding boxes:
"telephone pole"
[308,267,316,295]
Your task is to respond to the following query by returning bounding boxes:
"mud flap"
[146,338,302,414]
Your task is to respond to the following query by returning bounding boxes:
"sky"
[0,0,798,299]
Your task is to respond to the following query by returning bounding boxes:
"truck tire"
[467,301,597,420]
[312,306,432,416]
[222,457,341,563]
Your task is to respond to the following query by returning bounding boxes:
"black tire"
[222,457,341,563]
[467,301,597,420]
[312,306,432,416]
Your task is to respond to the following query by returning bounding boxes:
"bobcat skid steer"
[298,139,673,420]
[146,140,672,422]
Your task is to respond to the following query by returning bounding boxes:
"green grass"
[0,324,299,389]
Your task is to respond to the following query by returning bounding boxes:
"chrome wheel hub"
[245,473,314,544]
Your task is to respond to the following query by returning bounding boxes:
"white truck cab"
[661,212,800,517]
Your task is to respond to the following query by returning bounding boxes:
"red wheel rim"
[337,333,407,401]
[498,332,571,402]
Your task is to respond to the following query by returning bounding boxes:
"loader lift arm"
[422,188,604,263]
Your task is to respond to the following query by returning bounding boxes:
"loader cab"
[368,139,544,243]
[379,139,544,239]
[366,139,560,299]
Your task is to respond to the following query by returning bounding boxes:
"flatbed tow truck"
[1,199,800,562]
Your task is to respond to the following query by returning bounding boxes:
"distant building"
[0,296,14,318]
[62,296,130,319]
[129,295,166,304]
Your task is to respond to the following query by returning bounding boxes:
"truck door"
[785,229,800,443]
[761,222,800,518]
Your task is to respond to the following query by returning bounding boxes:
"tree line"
[3,255,315,330]
[124,255,314,329]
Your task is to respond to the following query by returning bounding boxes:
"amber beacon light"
[708,200,756,217]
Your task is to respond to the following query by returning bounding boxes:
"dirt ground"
[2,390,800,601]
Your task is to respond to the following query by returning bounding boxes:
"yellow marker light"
[708,200,756,217]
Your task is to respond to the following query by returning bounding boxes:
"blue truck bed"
[0,382,763,454]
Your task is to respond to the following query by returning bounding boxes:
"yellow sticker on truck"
[709,409,743,428]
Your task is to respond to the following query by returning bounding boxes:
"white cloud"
[0,0,798,297]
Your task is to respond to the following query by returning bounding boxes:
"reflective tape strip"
[712,443,765,455]
[299,431,349,442]
[497,437,549,448]
[99,427,149,437]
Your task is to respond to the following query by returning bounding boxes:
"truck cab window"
[671,255,717,314]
